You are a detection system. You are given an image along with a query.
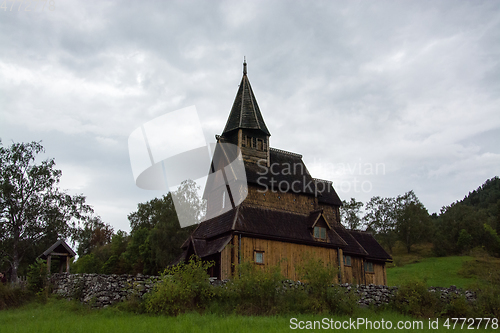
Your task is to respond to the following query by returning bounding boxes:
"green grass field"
[387,256,476,288]
[1,299,498,333]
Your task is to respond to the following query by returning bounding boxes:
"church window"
[257,139,263,150]
[246,136,252,148]
[364,261,374,273]
[255,251,264,264]
[314,226,326,240]
[343,255,352,266]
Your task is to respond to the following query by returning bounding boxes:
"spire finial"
[243,56,247,75]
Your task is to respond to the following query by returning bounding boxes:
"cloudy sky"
[1,0,499,232]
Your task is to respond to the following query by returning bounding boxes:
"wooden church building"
[178,61,392,285]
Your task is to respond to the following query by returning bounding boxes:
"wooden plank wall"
[239,237,340,281]
[343,256,365,285]
[220,237,388,285]
[370,263,386,285]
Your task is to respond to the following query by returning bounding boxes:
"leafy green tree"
[0,141,92,282]
[364,196,398,253]
[74,216,114,257]
[124,181,200,275]
[434,202,489,255]
[457,229,473,253]
[394,191,431,253]
[340,198,364,230]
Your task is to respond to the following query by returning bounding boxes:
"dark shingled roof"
[40,239,76,259]
[315,180,343,206]
[186,207,238,242]
[222,64,271,137]
[244,149,343,205]
[348,230,392,261]
[192,235,233,258]
[307,210,324,228]
[187,205,347,249]
[333,227,368,256]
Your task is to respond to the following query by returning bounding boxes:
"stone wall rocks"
[51,273,159,308]
[50,274,476,308]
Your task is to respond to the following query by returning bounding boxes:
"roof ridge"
[242,203,309,216]
[313,178,332,184]
[269,147,303,158]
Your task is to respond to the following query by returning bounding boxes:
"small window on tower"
[257,139,263,150]
[222,190,226,209]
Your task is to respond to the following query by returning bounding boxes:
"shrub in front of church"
[392,279,443,317]
[295,255,357,314]
[325,285,358,315]
[144,256,214,315]
[224,262,284,315]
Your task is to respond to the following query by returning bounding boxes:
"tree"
[74,216,114,257]
[364,196,398,253]
[124,181,201,275]
[0,141,92,282]
[340,198,364,230]
[394,191,430,253]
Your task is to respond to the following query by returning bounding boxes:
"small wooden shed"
[40,240,76,274]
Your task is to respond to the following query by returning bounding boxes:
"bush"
[27,258,48,294]
[442,295,472,318]
[144,256,214,315]
[392,279,442,317]
[473,284,500,318]
[325,285,358,315]
[229,262,284,315]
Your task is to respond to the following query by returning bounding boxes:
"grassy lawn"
[387,256,476,288]
[1,299,498,333]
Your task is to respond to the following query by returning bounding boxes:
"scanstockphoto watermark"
[255,160,385,195]
[310,158,387,177]
[290,317,425,330]
[1,0,56,12]
[128,106,248,228]
[290,317,499,330]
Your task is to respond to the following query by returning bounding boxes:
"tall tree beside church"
[125,180,200,274]
[340,198,364,230]
[364,196,398,253]
[394,191,431,253]
[0,141,93,282]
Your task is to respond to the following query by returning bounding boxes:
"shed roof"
[40,239,76,259]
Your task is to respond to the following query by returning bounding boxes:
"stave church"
[177,61,392,285]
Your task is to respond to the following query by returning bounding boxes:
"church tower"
[219,60,271,167]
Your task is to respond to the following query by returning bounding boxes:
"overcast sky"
[1,0,499,233]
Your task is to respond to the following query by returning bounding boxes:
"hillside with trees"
[341,176,500,258]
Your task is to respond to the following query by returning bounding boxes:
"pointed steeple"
[222,60,271,137]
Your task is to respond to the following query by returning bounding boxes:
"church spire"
[222,60,271,137]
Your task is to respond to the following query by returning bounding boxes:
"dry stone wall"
[51,273,159,308]
[51,273,476,308]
